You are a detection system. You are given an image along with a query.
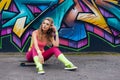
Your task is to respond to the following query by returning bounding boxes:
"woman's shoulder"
[32,30,38,36]
[32,30,38,34]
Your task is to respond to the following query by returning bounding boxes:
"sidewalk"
[0,52,120,80]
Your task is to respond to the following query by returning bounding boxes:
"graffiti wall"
[0,0,120,52]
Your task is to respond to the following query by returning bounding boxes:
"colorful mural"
[0,0,120,52]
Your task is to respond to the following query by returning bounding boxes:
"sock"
[58,54,73,66]
[33,56,43,70]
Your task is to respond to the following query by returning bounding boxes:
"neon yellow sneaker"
[38,70,45,74]
[64,64,78,71]
[36,67,45,75]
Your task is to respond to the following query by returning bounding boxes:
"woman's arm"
[51,27,59,47]
[32,30,41,53]
[32,30,44,63]
[28,37,33,51]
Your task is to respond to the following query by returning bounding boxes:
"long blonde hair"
[38,17,54,43]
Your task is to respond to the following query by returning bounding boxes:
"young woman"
[26,17,77,74]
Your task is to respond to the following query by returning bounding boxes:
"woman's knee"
[51,47,61,56]
[50,47,59,51]
[26,51,33,62]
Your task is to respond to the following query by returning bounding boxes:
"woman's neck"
[42,30,47,34]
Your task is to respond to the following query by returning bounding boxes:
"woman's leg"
[58,54,77,70]
[43,47,77,70]
[26,49,33,62]
[29,47,44,74]
[26,46,61,62]
[33,56,44,74]
[42,47,61,61]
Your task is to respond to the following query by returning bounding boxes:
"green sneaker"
[36,67,45,75]
[64,64,78,71]
[38,70,45,74]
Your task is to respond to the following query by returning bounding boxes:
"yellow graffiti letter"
[0,0,11,12]
[13,17,29,38]
[77,0,111,33]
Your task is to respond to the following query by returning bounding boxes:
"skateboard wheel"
[20,63,25,66]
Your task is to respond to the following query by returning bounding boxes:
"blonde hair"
[38,17,54,43]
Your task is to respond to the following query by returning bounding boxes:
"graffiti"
[0,0,120,52]
[0,0,11,12]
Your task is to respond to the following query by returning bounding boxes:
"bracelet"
[55,31,58,35]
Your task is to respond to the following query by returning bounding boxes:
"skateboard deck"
[19,60,35,66]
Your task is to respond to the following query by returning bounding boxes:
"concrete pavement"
[0,52,120,80]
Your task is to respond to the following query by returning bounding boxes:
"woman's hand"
[38,54,44,64]
[37,50,44,64]
[51,25,59,47]
[51,25,57,32]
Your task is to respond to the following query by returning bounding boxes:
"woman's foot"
[38,69,45,74]
[36,67,45,75]
[64,64,78,71]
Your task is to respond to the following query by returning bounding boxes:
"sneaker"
[36,67,45,75]
[38,70,45,75]
[64,64,78,71]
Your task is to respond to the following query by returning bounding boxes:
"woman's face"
[41,19,51,31]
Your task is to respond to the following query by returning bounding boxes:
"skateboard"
[19,60,35,66]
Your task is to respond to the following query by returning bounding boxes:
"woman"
[26,17,77,74]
